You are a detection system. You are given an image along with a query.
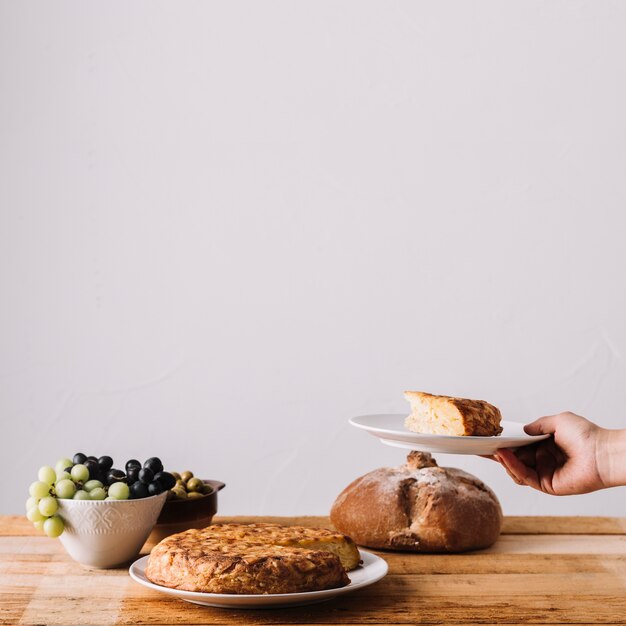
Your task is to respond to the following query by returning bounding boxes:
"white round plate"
[349,414,550,455]
[129,550,388,609]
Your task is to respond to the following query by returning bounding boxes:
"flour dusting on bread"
[330,451,502,553]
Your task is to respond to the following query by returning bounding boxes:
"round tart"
[145,523,360,594]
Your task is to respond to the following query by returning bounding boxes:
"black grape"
[130,481,149,499]
[106,469,126,485]
[154,471,176,490]
[147,481,164,496]
[126,467,140,483]
[98,456,113,472]
[125,459,141,473]
[143,457,163,474]
[72,453,87,465]
[138,468,154,484]
[83,459,98,478]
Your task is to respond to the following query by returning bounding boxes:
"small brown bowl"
[148,479,226,543]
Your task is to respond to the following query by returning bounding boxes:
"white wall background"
[1,1,626,518]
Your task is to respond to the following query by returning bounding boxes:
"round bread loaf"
[330,451,502,553]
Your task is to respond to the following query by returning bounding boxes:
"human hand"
[493,412,621,495]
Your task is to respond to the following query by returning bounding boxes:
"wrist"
[597,428,626,489]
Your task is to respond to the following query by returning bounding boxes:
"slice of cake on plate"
[404,391,503,436]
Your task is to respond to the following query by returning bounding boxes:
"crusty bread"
[330,451,502,553]
[146,523,360,594]
[404,391,503,436]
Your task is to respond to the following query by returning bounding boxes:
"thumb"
[524,414,560,436]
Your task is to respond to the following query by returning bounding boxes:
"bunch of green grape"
[26,457,131,538]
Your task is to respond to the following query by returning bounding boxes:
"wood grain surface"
[1,515,625,625]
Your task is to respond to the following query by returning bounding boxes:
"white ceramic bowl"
[57,492,167,568]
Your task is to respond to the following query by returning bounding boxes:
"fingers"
[496,449,541,490]
[494,438,565,494]
[512,443,539,469]
[494,452,525,485]
[535,445,558,493]
[543,437,566,467]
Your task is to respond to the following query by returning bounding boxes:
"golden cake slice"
[145,523,361,594]
[404,391,503,436]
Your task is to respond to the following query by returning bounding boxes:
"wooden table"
[1,515,625,625]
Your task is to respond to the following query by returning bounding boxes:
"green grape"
[38,466,56,485]
[108,482,129,500]
[104,496,117,501]
[25,497,39,511]
[29,481,51,499]
[43,516,64,538]
[56,470,71,482]
[54,458,73,474]
[89,487,106,500]
[73,490,90,500]
[38,496,58,517]
[83,480,103,492]
[55,479,76,499]
[70,464,89,483]
[27,507,45,523]
[33,520,45,531]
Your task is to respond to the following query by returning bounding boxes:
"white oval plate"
[349,414,550,455]
[129,550,388,609]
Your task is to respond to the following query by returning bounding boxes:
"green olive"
[171,472,181,481]
[171,487,188,500]
[201,484,214,495]
[175,479,186,489]
[180,470,194,482]
[187,491,203,499]
[187,477,203,492]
